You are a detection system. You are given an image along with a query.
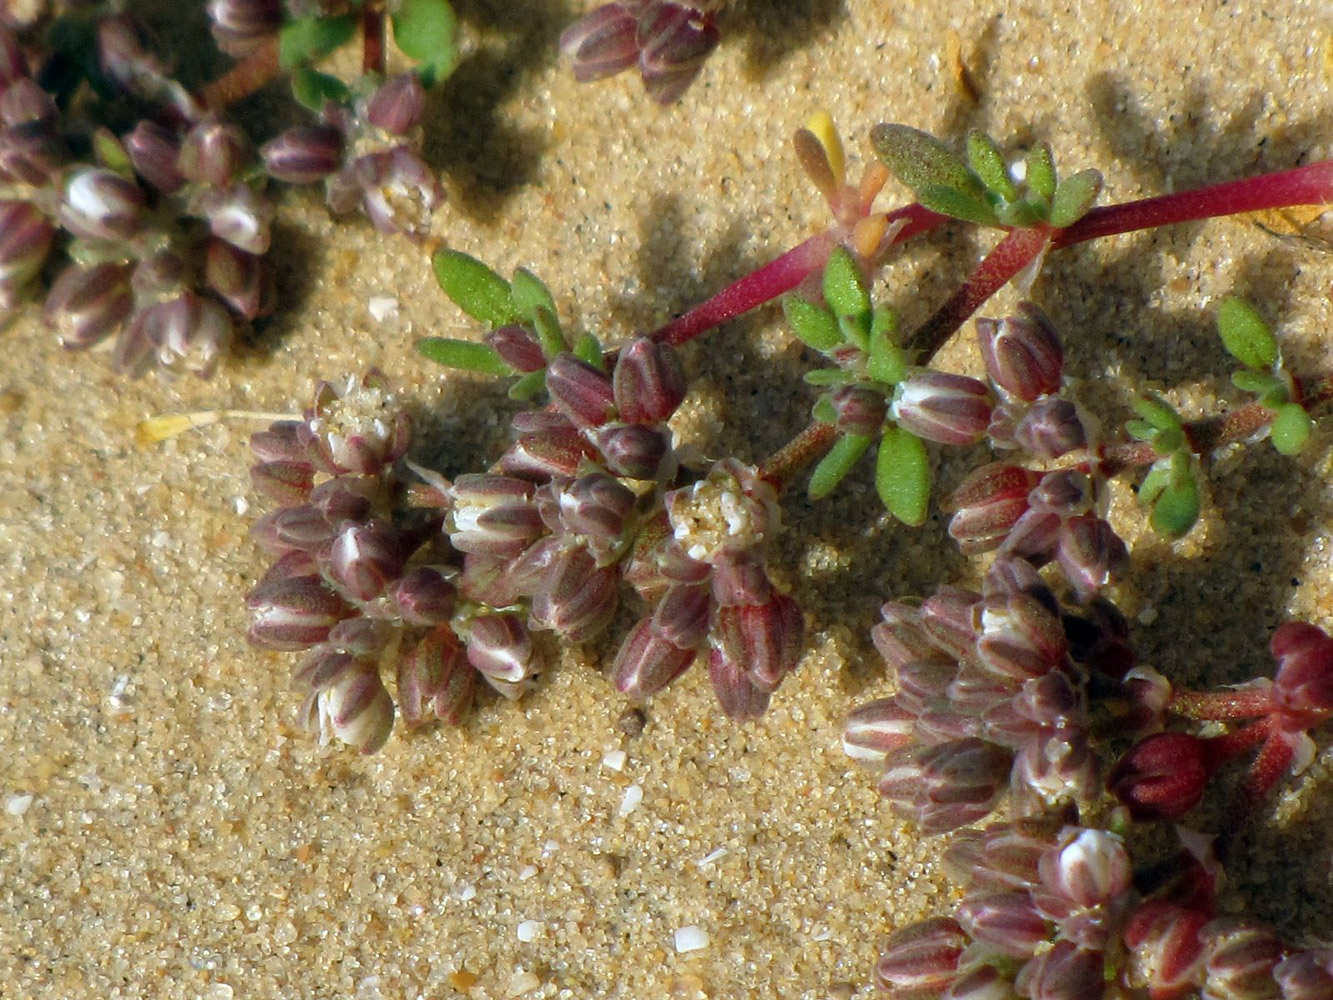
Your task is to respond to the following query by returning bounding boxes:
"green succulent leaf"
[1132,395,1183,431]
[783,295,843,352]
[1148,472,1201,539]
[1217,297,1278,371]
[511,268,565,355]
[573,333,604,368]
[966,131,1018,202]
[867,320,907,385]
[876,425,931,526]
[290,68,350,111]
[1049,169,1103,228]
[507,369,547,401]
[391,0,460,87]
[1270,402,1313,455]
[809,433,873,500]
[812,395,838,424]
[1231,369,1285,398]
[823,247,872,326]
[417,337,511,376]
[279,14,357,69]
[871,124,986,203]
[432,249,518,327]
[1024,143,1057,201]
[917,184,1001,227]
[1137,462,1171,506]
[804,368,855,387]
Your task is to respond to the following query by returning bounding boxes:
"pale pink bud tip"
[976,302,1065,402]
[891,370,994,446]
[561,4,641,83]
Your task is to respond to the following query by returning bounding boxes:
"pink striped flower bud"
[250,420,308,466]
[919,586,981,662]
[843,696,917,765]
[178,118,251,186]
[1200,920,1284,1000]
[611,612,698,700]
[872,601,942,672]
[205,237,274,320]
[891,370,993,446]
[560,3,642,83]
[59,167,146,242]
[1270,622,1333,731]
[0,118,65,185]
[1123,899,1210,999]
[388,566,456,626]
[591,423,669,479]
[366,73,426,136]
[943,964,1018,1000]
[976,303,1065,402]
[250,461,315,506]
[124,119,184,193]
[1014,397,1086,459]
[150,292,234,378]
[531,544,620,641]
[637,2,721,104]
[1039,827,1131,912]
[0,78,56,127]
[502,417,591,480]
[874,917,966,995]
[710,590,803,693]
[195,181,272,255]
[707,645,771,720]
[1056,515,1127,602]
[262,125,344,184]
[43,261,131,350]
[0,205,52,307]
[957,890,1050,958]
[946,463,1042,554]
[1012,940,1104,1000]
[613,337,686,424]
[828,384,887,436]
[554,472,637,542]
[246,575,353,650]
[546,353,616,427]
[1271,951,1333,1000]
[303,662,395,754]
[976,592,1068,682]
[486,324,546,373]
[397,626,475,726]
[0,27,26,86]
[207,0,283,55]
[894,658,958,715]
[465,612,539,689]
[1109,732,1214,821]
[447,474,544,556]
[328,519,407,602]
[880,738,1012,835]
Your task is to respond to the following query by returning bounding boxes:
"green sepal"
[1270,402,1313,455]
[291,68,350,111]
[417,337,511,376]
[573,333,604,368]
[812,395,837,424]
[92,127,132,175]
[1049,169,1103,228]
[279,14,357,68]
[809,433,873,500]
[783,295,843,352]
[804,368,855,387]
[432,249,518,328]
[871,124,986,204]
[867,320,907,385]
[1024,143,1057,201]
[507,369,547,401]
[876,425,931,526]
[391,0,459,87]
[823,247,872,327]
[966,131,1018,203]
[918,184,1000,227]
[1231,369,1285,399]
[1216,297,1278,371]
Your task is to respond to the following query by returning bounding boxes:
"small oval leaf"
[876,426,931,526]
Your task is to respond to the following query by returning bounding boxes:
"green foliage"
[867,312,906,385]
[876,426,930,526]
[1049,169,1104,228]
[783,295,843,352]
[1139,453,1201,538]
[573,333,605,368]
[392,0,460,87]
[823,247,872,331]
[871,124,998,227]
[417,337,511,375]
[279,15,357,69]
[1217,297,1278,371]
[291,68,350,111]
[966,131,1018,203]
[433,249,519,328]
[1024,143,1057,201]
[1271,402,1314,455]
[809,433,873,500]
[511,268,566,357]
[1127,395,1185,455]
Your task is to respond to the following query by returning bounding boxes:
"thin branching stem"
[199,39,280,109]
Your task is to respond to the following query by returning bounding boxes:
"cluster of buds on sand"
[262,72,441,238]
[560,0,724,104]
[876,819,1333,1000]
[0,17,275,377]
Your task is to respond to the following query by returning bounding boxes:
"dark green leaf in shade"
[291,68,350,111]
[1270,402,1313,455]
[279,15,357,69]
[809,433,873,500]
[1217,297,1278,371]
[508,370,547,401]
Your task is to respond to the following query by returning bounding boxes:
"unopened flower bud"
[1039,827,1131,911]
[124,119,184,193]
[874,917,966,995]
[843,696,916,764]
[250,461,315,506]
[555,472,637,541]
[946,463,1041,554]
[560,3,642,82]
[1056,515,1127,601]
[707,645,771,720]
[502,418,591,480]
[957,890,1050,959]
[0,78,55,127]
[1109,732,1214,821]
[613,337,687,424]
[976,302,1065,402]
[43,261,132,350]
[397,626,475,726]
[1014,397,1087,459]
[388,565,456,626]
[1123,899,1210,998]
[205,238,274,320]
[247,575,352,650]
[531,544,619,641]
[891,370,993,446]
[262,125,344,184]
[195,181,272,255]
[207,0,283,55]
[151,292,235,378]
[637,2,721,104]
[1201,920,1284,1000]
[829,384,887,436]
[1270,621,1333,731]
[60,167,146,242]
[976,592,1068,682]
[447,474,544,556]
[1271,951,1333,1000]
[0,118,65,185]
[311,663,395,754]
[328,519,406,603]
[871,601,941,672]
[1013,939,1104,1000]
[465,613,539,696]
[592,422,670,479]
[486,324,546,373]
[611,613,698,700]
[366,73,426,136]
[546,352,617,428]
[178,118,251,186]
[919,586,981,662]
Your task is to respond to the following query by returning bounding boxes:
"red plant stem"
[362,8,386,77]
[1054,160,1333,248]
[1170,685,1275,722]
[650,203,946,347]
[1241,728,1296,805]
[199,39,280,109]
[757,421,838,489]
[1203,716,1274,767]
[906,223,1052,359]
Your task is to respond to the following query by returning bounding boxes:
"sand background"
[3,1,1333,997]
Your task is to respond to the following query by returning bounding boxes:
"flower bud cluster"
[246,375,541,754]
[559,1,724,104]
[880,820,1331,1000]
[262,73,441,238]
[845,557,1131,833]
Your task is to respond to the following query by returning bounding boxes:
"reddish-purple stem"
[363,8,386,77]
[650,203,945,347]
[1170,685,1275,722]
